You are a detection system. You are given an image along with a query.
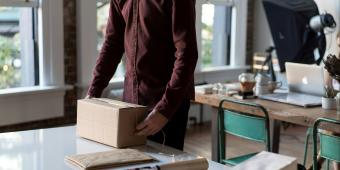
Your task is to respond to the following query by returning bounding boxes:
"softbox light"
[263,0,326,72]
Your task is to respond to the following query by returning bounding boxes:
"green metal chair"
[218,98,271,166]
[303,127,313,167]
[311,118,340,170]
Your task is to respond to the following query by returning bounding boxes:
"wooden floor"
[184,122,313,166]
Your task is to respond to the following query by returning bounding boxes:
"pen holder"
[322,97,337,110]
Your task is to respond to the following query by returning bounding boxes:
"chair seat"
[222,152,259,166]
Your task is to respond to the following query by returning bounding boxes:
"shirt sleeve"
[154,0,198,119]
[87,0,125,97]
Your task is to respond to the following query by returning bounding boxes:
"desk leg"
[211,107,219,162]
[199,104,204,125]
[271,120,281,153]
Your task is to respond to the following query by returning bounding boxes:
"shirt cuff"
[154,99,181,120]
[87,86,103,98]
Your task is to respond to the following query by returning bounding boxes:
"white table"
[0,126,230,170]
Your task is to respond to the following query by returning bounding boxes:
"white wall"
[253,0,273,53]
[0,87,65,126]
[253,0,340,57]
[314,0,340,56]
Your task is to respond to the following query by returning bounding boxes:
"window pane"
[97,2,125,80]
[201,4,214,68]
[0,7,36,89]
[201,4,232,69]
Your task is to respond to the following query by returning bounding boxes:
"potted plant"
[322,86,337,110]
[323,54,340,83]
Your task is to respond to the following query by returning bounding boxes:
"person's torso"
[114,0,192,107]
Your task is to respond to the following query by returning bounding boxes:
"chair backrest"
[218,98,271,163]
[224,110,267,142]
[313,118,340,170]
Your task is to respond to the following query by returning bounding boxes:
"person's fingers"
[136,125,155,136]
[136,120,148,130]
[85,95,93,99]
[136,126,149,136]
[142,128,154,136]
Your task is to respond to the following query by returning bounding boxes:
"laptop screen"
[285,62,324,96]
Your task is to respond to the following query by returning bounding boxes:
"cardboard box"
[77,98,147,148]
[232,151,297,170]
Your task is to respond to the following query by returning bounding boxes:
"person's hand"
[136,110,168,136]
[85,95,93,99]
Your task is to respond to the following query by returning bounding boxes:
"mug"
[255,85,270,95]
[254,81,282,95]
[267,81,282,93]
[255,74,271,86]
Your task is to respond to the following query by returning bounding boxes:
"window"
[0,0,65,126]
[0,0,39,89]
[197,0,233,69]
[97,0,125,80]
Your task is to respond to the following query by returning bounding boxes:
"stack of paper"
[158,157,209,170]
[232,151,297,170]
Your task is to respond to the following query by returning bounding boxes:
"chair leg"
[303,128,312,167]
[271,120,281,153]
[326,160,330,170]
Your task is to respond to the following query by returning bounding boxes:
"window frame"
[196,0,248,72]
[197,1,233,69]
[37,0,64,87]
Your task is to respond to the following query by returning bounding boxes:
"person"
[86,0,198,151]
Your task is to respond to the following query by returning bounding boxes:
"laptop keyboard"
[259,92,321,107]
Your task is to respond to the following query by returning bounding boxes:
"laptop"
[259,62,324,107]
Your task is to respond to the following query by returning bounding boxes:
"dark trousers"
[148,100,190,150]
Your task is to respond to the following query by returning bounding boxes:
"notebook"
[259,62,324,107]
[65,149,154,170]
[232,151,297,170]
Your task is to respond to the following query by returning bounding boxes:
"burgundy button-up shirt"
[88,0,198,119]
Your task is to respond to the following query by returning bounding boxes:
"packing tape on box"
[92,98,141,108]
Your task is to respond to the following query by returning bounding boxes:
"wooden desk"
[0,126,230,170]
[194,92,340,161]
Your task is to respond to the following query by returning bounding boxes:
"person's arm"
[136,0,198,136]
[154,0,198,119]
[87,0,125,98]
